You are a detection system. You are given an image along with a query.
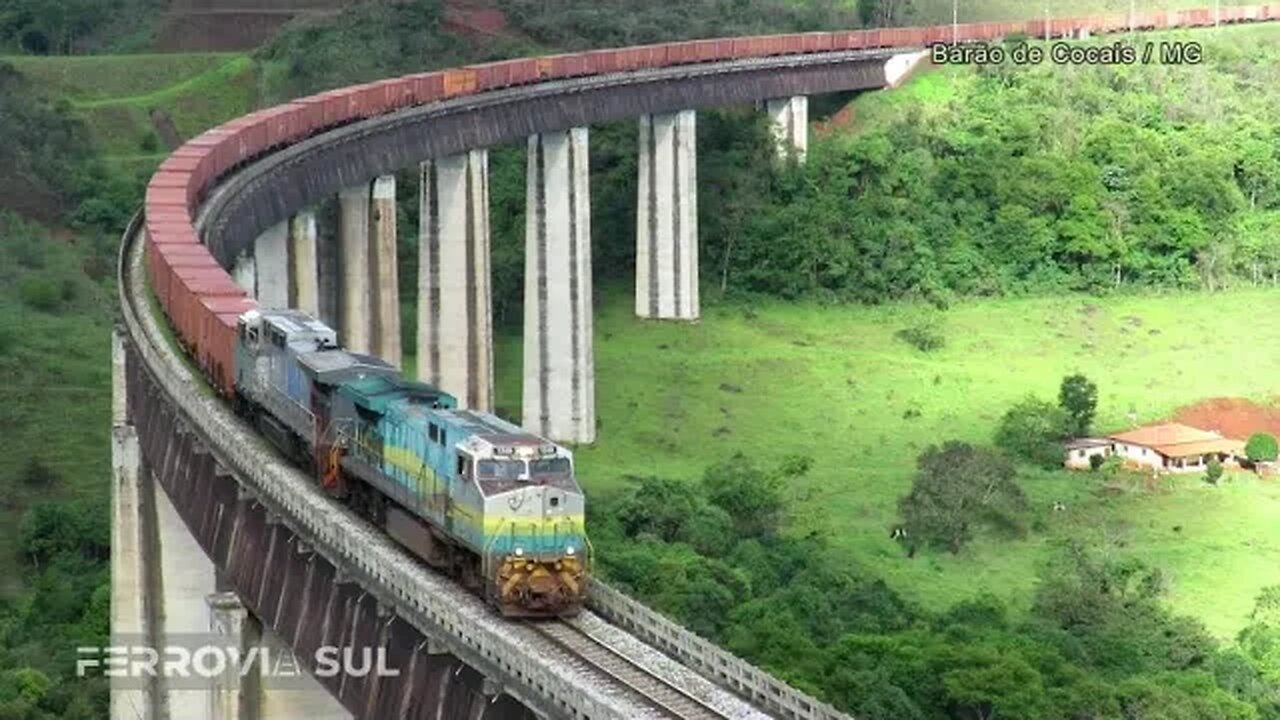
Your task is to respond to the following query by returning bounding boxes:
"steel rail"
[531,620,732,720]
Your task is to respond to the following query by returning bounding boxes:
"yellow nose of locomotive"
[496,555,585,617]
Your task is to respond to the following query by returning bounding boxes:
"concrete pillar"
[338,185,372,354]
[156,484,217,720]
[289,210,320,318]
[765,95,808,161]
[258,630,352,720]
[524,128,595,444]
[635,110,699,321]
[418,150,494,410]
[231,250,256,298]
[207,592,258,720]
[111,332,152,720]
[255,221,289,309]
[885,50,930,88]
[371,176,402,368]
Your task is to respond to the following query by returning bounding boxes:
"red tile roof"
[1108,423,1243,458]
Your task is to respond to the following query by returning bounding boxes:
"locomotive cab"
[462,433,589,616]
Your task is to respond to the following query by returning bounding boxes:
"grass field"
[0,222,115,592]
[3,52,257,167]
[469,286,1280,638]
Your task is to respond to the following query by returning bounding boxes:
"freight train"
[229,307,588,616]
[142,2,1280,615]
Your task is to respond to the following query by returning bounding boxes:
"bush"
[19,275,61,312]
[1089,453,1106,471]
[1245,433,1279,463]
[1205,457,1224,486]
[895,321,945,352]
[994,396,1071,469]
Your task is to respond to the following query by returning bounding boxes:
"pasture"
[480,287,1280,637]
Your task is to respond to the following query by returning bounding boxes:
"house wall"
[1065,446,1110,470]
[1113,442,1166,470]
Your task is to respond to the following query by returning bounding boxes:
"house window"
[1077,450,1086,458]
[1141,448,1147,456]
[428,423,438,442]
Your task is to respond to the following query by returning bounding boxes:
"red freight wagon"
[146,185,191,215]
[195,295,255,393]
[221,114,271,164]
[690,39,722,62]
[146,237,206,281]
[502,58,540,87]
[800,32,834,53]
[832,31,866,51]
[581,50,620,75]
[201,310,245,397]
[666,41,696,65]
[443,68,479,96]
[147,209,192,227]
[169,271,244,347]
[380,78,417,111]
[617,44,667,70]
[407,72,445,104]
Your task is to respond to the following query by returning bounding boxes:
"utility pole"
[952,0,958,44]
[1044,1,1050,42]
[1129,0,1136,35]
[1215,0,1221,27]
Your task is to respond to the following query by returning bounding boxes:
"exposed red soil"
[814,104,856,137]
[444,0,511,38]
[1172,397,1280,441]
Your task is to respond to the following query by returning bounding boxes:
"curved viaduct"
[114,6,1278,720]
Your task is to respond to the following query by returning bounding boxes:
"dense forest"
[3,0,1280,718]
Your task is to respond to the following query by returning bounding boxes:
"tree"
[1245,433,1279,463]
[857,0,913,27]
[1205,457,1224,486]
[702,454,785,540]
[616,476,702,543]
[994,396,1071,469]
[1058,374,1099,437]
[897,442,1027,553]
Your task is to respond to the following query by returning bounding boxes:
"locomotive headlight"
[514,547,524,557]
[565,546,575,556]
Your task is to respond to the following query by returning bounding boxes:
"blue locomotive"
[232,308,588,616]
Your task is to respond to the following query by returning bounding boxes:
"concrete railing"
[590,581,845,720]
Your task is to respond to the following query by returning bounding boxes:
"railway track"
[531,619,732,720]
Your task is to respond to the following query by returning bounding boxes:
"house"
[1064,438,1112,469]
[1064,422,1245,473]
[1107,423,1243,473]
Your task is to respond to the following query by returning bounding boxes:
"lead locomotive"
[232,308,588,616]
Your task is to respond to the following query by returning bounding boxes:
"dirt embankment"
[1173,397,1280,440]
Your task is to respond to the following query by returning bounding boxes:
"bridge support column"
[885,50,930,88]
[765,95,808,161]
[111,330,153,720]
[419,150,494,410]
[635,109,699,321]
[208,592,259,720]
[524,128,595,444]
[157,472,218,720]
[338,185,372,354]
[255,221,289,309]
[371,175,402,368]
[231,249,256,298]
[290,210,320,317]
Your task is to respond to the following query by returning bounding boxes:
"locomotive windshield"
[529,458,571,479]
[477,459,524,481]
